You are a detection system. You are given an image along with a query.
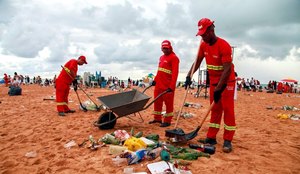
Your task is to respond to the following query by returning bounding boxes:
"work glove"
[185,76,192,90]
[166,88,173,93]
[151,81,156,86]
[74,84,78,91]
[72,79,78,91]
[213,84,227,103]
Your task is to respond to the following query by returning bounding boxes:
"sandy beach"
[0,84,299,174]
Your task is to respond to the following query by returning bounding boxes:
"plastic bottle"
[191,103,201,109]
[64,140,77,149]
[25,151,37,158]
[100,133,120,145]
[160,149,170,161]
[126,153,140,165]
[184,102,191,107]
[89,135,96,143]
[135,149,147,160]
[123,149,147,165]
[182,112,194,118]
[189,144,216,154]
[146,147,162,160]
[109,145,127,155]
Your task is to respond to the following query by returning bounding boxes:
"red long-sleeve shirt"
[57,59,78,85]
[198,37,235,85]
[154,52,179,91]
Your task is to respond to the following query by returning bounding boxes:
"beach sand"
[0,84,299,174]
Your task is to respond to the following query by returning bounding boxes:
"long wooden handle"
[199,101,214,128]
[174,46,200,129]
[173,88,190,128]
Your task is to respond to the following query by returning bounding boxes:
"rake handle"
[199,101,214,128]
[174,45,200,129]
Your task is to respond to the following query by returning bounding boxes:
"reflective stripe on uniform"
[57,102,68,106]
[153,111,162,115]
[208,123,220,128]
[163,112,173,117]
[158,67,172,74]
[63,66,71,74]
[207,64,224,70]
[224,124,236,131]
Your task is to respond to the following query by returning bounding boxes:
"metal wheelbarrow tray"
[94,87,167,129]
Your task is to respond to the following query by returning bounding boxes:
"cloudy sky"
[0,0,299,83]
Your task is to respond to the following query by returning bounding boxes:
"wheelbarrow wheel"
[96,112,117,130]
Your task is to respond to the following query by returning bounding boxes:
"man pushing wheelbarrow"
[94,40,179,129]
[148,40,180,127]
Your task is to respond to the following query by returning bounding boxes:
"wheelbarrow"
[93,86,168,129]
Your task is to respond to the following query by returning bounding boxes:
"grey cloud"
[0,0,15,24]
[163,3,194,36]
[94,38,159,65]
[188,0,300,60]
[1,19,51,58]
[0,0,299,81]
[99,1,148,35]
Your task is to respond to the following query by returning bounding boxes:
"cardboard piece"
[147,161,192,174]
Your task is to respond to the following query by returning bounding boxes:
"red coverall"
[4,74,9,86]
[277,82,283,92]
[153,52,179,123]
[56,59,78,112]
[198,37,236,141]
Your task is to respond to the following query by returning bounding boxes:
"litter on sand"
[266,105,299,111]
[64,140,77,149]
[180,112,194,119]
[147,161,192,174]
[25,151,37,158]
[277,113,300,120]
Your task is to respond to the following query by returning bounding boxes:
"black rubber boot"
[160,122,171,127]
[223,140,232,153]
[198,138,217,145]
[66,109,76,113]
[148,120,162,124]
[58,112,66,116]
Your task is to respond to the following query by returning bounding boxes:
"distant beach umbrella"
[280,78,298,83]
[147,73,155,79]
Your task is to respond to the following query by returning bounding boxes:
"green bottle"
[160,149,170,161]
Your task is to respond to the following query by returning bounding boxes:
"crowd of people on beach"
[236,77,262,92]
[2,71,150,92]
[106,76,148,91]
[2,72,55,87]
[3,72,298,94]
[266,80,298,93]
[234,77,298,93]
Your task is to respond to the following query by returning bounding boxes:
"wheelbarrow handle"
[143,89,169,110]
[142,84,153,93]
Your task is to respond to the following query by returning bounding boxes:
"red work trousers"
[153,89,174,123]
[56,79,71,112]
[207,82,236,141]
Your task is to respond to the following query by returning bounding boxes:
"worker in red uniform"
[4,73,9,87]
[185,18,236,153]
[149,40,180,127]
[277,82,283,92]
[56,55,87,116]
